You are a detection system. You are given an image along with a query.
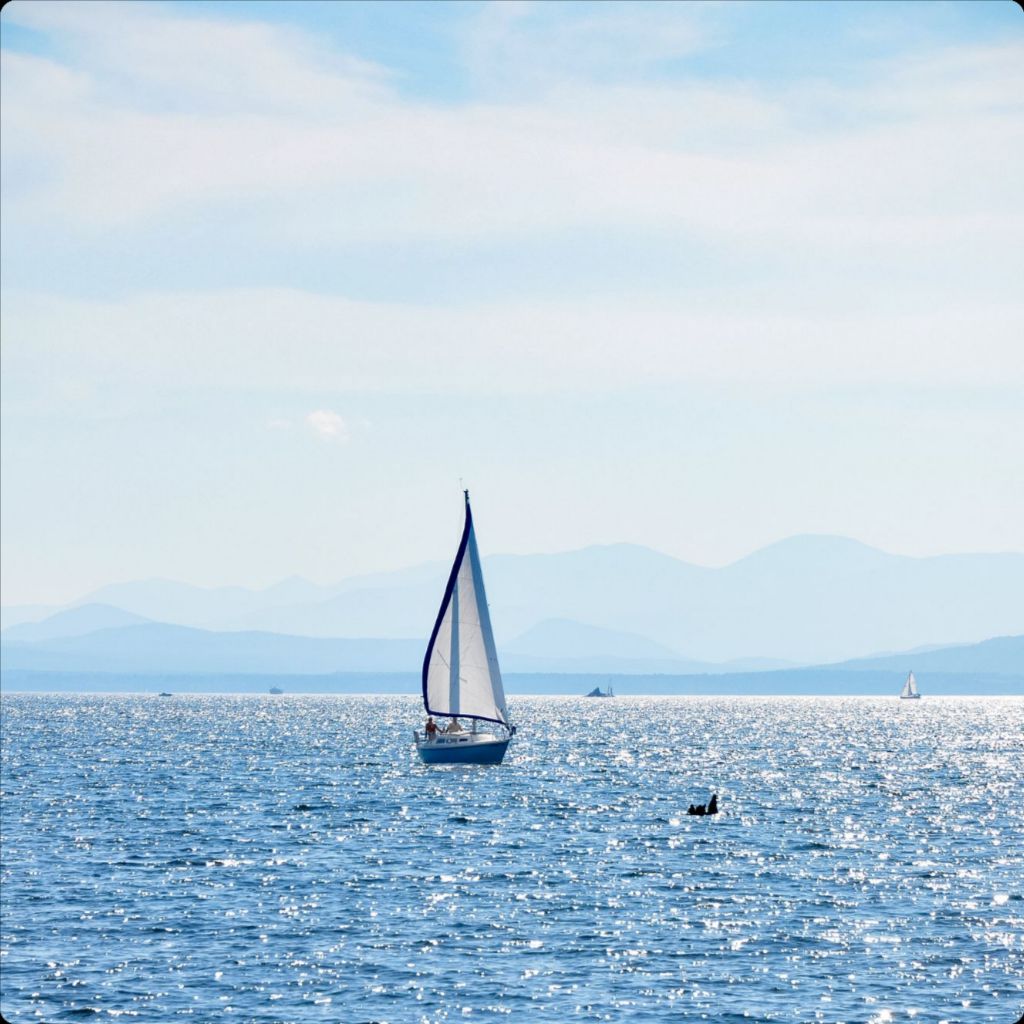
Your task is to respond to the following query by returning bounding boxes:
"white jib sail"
[901,671,917,697]
[422,496,510,728]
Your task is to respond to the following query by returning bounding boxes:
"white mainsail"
[900,671,919,698]
[422,493,510,728]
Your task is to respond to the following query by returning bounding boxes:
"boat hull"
[415,734,511,765]
[900,694,921,700]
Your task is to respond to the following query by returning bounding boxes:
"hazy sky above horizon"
[2,0,1022,606]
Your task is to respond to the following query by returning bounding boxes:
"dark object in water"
[585,686,614,697]
[269,686,284,695]
[158,692,173,697]
[687,793,719,816]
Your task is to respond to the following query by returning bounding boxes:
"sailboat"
[414,491,515,765]
[899,670,921,700]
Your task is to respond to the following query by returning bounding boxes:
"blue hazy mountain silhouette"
[1,623,1020,679]
[504,618,683,660]
[1,623,422,675]
[1,604,152,643]
[828,634,1024,675]
[2,535,1021,666]
[500,618,796,674]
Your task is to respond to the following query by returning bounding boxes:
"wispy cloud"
[3,288,1020,413]
[2,1,1020,252]
[305,409,349,443]
[2,1,1022,604]
[3,0,391,113]
[459,1,711,95]
[1,2,1021,412]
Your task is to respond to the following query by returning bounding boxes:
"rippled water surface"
[1,694,1022,1023]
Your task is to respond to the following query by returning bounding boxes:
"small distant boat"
[158,691,173,697]
[414,491,515,765]
[269,686,284,695]
[585,685,614,697]
[899,671,921,700]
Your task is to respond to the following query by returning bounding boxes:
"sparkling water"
[1,693,1022,1022]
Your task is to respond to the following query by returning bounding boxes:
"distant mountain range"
[0,606,787,676]
[1,621,423,675]
[828,634,1024,676]
[501,618,797,674]
[1,611,1021,681]
[2,535,1022,670]
[2,604,153,644]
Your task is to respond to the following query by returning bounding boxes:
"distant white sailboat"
[413,491,515,765]
[899,670,921,700]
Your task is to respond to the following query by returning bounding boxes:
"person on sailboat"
[425,717,438,739]
[445,718,464,734]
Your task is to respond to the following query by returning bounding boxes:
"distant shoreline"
[2,669,1021,697]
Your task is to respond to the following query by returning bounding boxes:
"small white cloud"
[305,409,349,442]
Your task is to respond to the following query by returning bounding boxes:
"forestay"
[422,494,510,728]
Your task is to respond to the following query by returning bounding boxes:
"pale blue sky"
[2,0,1022,605]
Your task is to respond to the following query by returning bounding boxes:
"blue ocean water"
[1,694,1022,1023]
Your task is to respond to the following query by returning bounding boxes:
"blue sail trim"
[421,494,507,728]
